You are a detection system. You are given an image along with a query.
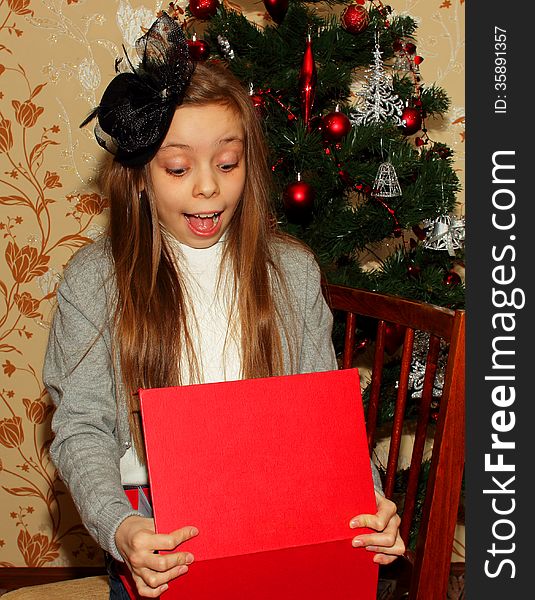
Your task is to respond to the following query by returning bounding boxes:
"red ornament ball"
[355,337,370,353]
[189,0,219,20]
[283,178,315,221]
[263,0,289,24]
[309,115,323,133]
[385,323,406,356]
[443,271,462,286]
[322,110,351,142]
[407,263,421,279]
[401,106,422,136]
[404,42,417,55]
[187,38,210,61]
[341,5,369,35]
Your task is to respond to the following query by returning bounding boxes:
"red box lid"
[137,368,378,598]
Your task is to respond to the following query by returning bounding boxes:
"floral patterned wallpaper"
[0,1,464,568]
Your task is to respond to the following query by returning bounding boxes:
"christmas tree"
[177,0,464,309]
[171,0,466,551]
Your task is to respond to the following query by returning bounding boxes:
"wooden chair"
[2,286,463,600]
[323,283,465,600]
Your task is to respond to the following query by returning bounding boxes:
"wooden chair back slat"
[366,319,386,452]
[384,327,415,499]
[399,334,441,543]
[322,282,465,600]
[410,311,465,600]
[343,312,357,370]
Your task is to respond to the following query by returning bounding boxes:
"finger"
[352,513,401,548]
[363,532,406,556]
[375,494,397,521]
[352,531,397,548]
[138,563,190,591]
[133,573,171,599]
[350,501,399,532]
[144,550,195,572]
[373,553,400,565]
[150,526,199,552]
[349,512,395,532]
[135,582,169,598]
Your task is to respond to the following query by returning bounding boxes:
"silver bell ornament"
[372,162,402,198]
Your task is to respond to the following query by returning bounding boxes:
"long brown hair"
[98,62,298,457]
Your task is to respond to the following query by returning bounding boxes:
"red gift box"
[121,368,378,599]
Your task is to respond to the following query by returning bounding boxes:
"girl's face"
[149,103,246,248]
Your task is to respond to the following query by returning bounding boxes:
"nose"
[192,165,219,199]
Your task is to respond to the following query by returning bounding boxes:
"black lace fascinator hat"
[81,13,195,167]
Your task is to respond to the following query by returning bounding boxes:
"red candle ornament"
[189,0,219,20]
[299,34,317,129]
[263,0,289,24]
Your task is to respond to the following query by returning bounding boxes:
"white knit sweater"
[120,237,240,485]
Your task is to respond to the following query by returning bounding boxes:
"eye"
[166,167,188,177]
[219,163,238,172]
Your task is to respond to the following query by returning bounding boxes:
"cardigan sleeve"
[43,246,142,561]
[298,252,338,374]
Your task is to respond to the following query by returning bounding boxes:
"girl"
[43,14,404,599]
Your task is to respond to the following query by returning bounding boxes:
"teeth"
[185,212,221,228]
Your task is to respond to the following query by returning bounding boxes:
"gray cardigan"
[43,236,377,562]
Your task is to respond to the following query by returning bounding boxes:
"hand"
[115,515,198,598]
[349,491,405,565]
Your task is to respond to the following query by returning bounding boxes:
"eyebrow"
[160,137,244,151]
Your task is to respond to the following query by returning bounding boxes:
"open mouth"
[184,212,222,236]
